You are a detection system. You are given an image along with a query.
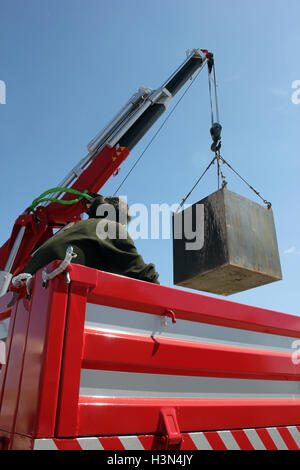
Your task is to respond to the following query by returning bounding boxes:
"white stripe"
[189,432,212,450]
[218,430,240,450]
[119,436,144,450]
[32,428,299,451]
[80,369,300,399]
[243,429,266,450]
[0,318,9,340]
[76,437,104,450]
[0,339,6,365]
[85,303,299,352]
[266,428,288,450]
[33,439,58,450]
[287,426,300,448]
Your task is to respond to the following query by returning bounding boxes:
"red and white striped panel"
[33,426,300,450]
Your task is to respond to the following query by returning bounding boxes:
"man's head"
[88,195,131,225]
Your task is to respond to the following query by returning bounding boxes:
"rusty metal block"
[172,187,282,295]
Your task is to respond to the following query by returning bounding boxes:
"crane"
[0,48,216,297]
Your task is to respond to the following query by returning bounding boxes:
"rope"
[12,273,32,297]
[219,156,271,208]
[208,69,214,126]
[208,60,222,153]
[178,151,271,210]
[176,60,223,211]
[113,66,204,196]
[28,188,92,212]
[168,55,271,211]
[176,155,217,212]
[215,151,227,190]
[212,64,220,124]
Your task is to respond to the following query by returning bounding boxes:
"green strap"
[29,187,93,212]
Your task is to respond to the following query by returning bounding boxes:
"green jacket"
[25,218,160,284]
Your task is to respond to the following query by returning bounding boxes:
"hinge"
[159,407,182,450]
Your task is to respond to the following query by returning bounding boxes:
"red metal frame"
[76,397,300,437]
[84,269,300,338]
[0,265,69,439]
[55,264,300,438]
[82,328,299,380]
[4,425,300,450]
[1,46,297,448]
[1,263,300,449]
[0,145,130,275]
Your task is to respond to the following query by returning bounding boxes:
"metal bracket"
[161,308,176,327]
[149,87,172,108]
[186,48,208,60]
[42,246,77,288]
[160,407,182,450]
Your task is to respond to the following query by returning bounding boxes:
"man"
[24,196,159,284]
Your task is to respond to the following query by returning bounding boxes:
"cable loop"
[28,188,92,213]
[219,156,272,209]
[12,273,33,297]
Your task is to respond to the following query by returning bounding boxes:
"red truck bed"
[1,262,300,450]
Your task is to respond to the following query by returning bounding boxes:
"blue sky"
[0,0,299,315]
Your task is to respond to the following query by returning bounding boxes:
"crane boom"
[0,48,211,296]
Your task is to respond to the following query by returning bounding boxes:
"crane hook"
[210,122,222,152]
